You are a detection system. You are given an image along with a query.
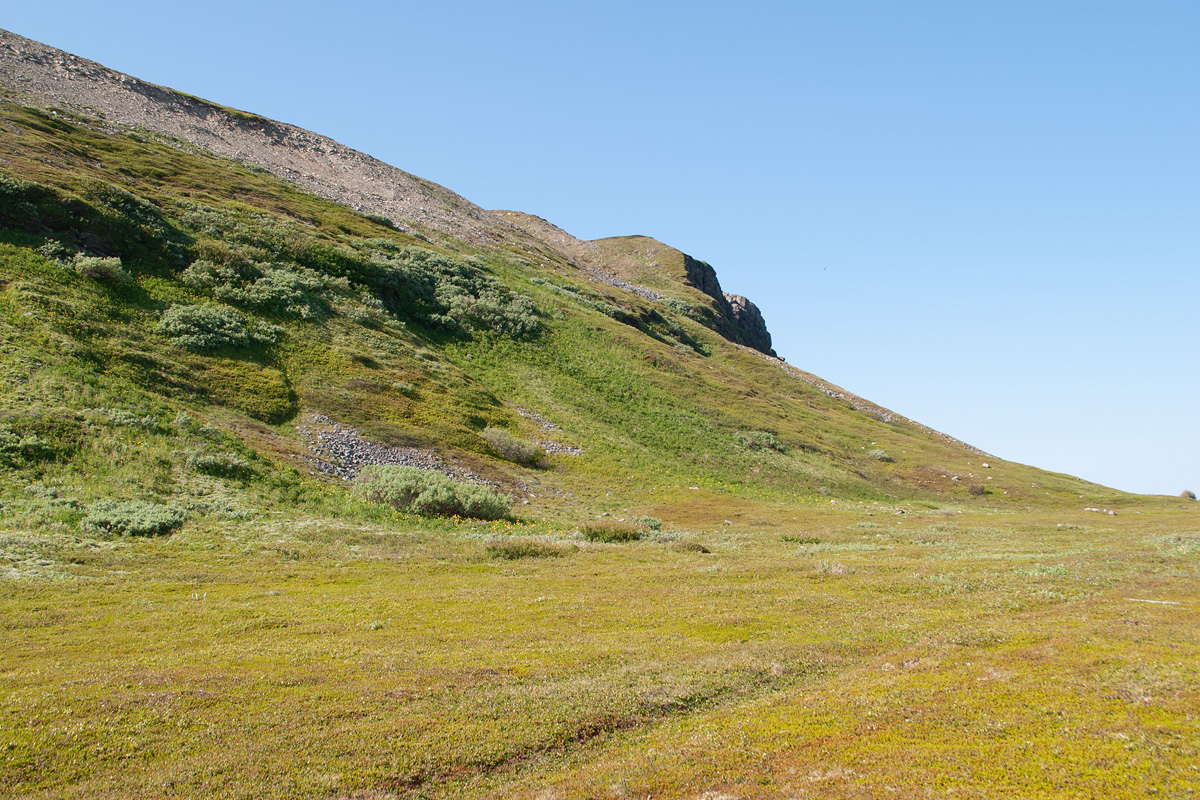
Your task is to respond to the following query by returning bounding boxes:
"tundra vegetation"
[1,100,1197,799]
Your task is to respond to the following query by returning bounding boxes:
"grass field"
[4,500,1196,798]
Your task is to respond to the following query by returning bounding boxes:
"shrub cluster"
[157,304,282,351]
[186,452,252,478]
[480,426,542,467]
[1183,490,1197,501]
[369,248,539,338]
[4,172,186,271]
[71,255,130,286]
[94,408,159,431]
[736,430,785,452]
[0,425,53,467]
[581,519,643,543]
[485,538,570,560]
[662,297,701,319]
[34,240,129,285]
[867,448,894,462]
[353,465,512,520]
[363,212,395,229]
[174,200,538,339]
[183,259,327,318]
[81,499,187,537]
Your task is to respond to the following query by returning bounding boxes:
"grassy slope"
[1,101,1197,799]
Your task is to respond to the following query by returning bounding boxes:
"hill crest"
[0,28,776,356]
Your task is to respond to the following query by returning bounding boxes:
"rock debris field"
[516,407,584,456]
[295,415,494,485]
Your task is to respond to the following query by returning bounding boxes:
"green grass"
[1,505,1196,798]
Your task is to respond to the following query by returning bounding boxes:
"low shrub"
[581,519,642,543]
[670,541,711,554]
[867,448,894,462]
[967,484,987,496]
[363,213,395,229]
[736,430,785,452]
[662,297,701,319]
[94,408,159,432]
[632,515,662,532]
[366,247,540,338]
[81,500,187,537]
[37,240,76,261]
[180,259,241,289]
[0,425,53,467]
[186,452,252,478]
[214,265,325,318]
[485,537,569,560]
[1182,490,1197,501]
[354,465,511,520]
[157,303,281,351]
[72,255,129,286]
[480,426,542,466]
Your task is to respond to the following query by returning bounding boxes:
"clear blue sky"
[5,1,1197,495]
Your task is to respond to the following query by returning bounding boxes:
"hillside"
[0,27,1130,519]
[2,29,1197,800]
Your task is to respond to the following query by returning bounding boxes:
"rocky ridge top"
[0,28,525,249]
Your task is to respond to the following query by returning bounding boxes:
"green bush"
[0,425,53,467]
[363,213,395,229]
[37,239,76,262]
[366,247,540,338]
[736,430,785,452]
[81,500,187,537]
[581,519,643,543]
[1182,490,1196,501]
[867,448,894,462]
[157,304,281,351]
[186,452,251,478]
[71,255,130,286]
[179,259,239,289]
[354,465,512,520]
[214,265,325,318]
[480,426,542,466]
[633,515,662,532]
[485,537,570,560]
[94,408,159,432]
[184,259,326,319]
[662,297,700,318]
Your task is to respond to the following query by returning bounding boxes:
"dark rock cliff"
[683,255,774,356]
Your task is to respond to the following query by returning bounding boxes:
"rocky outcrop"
[723,293,772,355]
[683,255,774,356]
[683,254,725,301]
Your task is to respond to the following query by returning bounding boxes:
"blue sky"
[5,1,1197,495]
